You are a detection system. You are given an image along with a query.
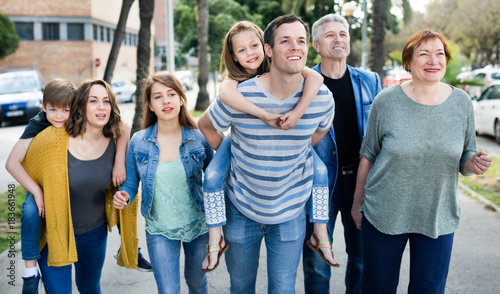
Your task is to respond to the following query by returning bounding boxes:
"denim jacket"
[120,123,214,221]
[312,63,382,194]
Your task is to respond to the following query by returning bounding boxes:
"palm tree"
[194,0,210,111]
[131,0,155,135]
[370,0,386,79]
[103,0,135,84]
[370,0,412,78]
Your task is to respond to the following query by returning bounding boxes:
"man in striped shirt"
[199,14,334,293]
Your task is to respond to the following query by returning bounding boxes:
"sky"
[409,0,431,13]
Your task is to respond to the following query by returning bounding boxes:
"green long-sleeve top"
[360,84,477,239]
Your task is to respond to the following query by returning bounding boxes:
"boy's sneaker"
[114,247,152,272]
[22,274,40,294]
[137,248,153,272]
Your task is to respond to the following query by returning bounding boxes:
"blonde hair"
[219,21,270,82]
[141,72,197,130]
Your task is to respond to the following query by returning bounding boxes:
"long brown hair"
[219,21,270,82]
[141,72,197,130]
[66,79,122,139]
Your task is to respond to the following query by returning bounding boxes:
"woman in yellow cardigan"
[23,80,138,294]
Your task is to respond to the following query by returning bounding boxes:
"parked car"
[111,80,136,103]
[466,68,500,98]
[0,68,45,126]
[383,67,412,88]
[473,84,500,143]
[174,70,194,91]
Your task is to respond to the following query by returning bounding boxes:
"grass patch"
[0,185,26,253]
[190,109,204,117]
[459,155,500,208]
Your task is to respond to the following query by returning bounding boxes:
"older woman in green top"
[351,29,492,294]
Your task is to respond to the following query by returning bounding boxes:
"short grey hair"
[312,14,350,43]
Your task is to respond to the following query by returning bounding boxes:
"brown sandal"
[202,236,229,272]
[306,232,340,267]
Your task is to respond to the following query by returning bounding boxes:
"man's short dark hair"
[264,14,310,48]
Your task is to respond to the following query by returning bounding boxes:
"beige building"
[0,0,151,84]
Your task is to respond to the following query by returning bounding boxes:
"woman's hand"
[113,191,130,209]
[467,151,492,175]
[351,201,363,230]
[112,163,126,187]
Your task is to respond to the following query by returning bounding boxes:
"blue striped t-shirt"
[207,75,334,224]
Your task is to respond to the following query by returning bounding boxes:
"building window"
[106,28,111,42]
[100,26,104,42]
[67,23,84,40]
[93,24,98,41]
[14,22,34,40]
[42,23,60,40]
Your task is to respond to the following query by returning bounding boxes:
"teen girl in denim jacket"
[113,72,213,293]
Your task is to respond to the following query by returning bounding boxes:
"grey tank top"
[68,139,115,235]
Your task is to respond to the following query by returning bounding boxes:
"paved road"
[1,80,500,292]
[1,189,499,293]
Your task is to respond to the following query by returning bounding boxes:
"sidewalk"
[1,189,499,293]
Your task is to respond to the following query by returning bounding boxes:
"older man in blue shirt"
[302,14,382,294]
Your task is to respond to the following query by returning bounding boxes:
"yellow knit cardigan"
[22,126,138,268]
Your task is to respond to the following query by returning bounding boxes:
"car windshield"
[0,73,38,94]
[491,72,500,80]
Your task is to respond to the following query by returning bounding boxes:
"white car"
[174,70,194,91]
[466,68,500,98]
[111,80,136,103]
[473,84,500,143]
[0,68,44,126]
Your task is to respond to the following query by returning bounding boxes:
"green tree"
[103,0,136,84]
[0,12,19,60]
[195,0,210,111]
[370,0,413,78]
[174,0,257,110]
[131,0,155,135]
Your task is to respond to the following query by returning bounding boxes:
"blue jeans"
[38,224,108,294]
[146,231,208,294]
[223,200,306,294]
[21,192,42,260]
[204,135,329,227]
[303,171,363,294]
[361,217,454,294]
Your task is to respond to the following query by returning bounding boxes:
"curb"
[459,182,500,214]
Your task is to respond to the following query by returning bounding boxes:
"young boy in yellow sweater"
[5,78,138,293]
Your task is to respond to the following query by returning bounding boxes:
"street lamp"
[342,1,368,69]
[342,1,357,19]
[361,0,368,69]
[342,1,357,66]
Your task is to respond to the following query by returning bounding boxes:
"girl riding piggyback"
[201,20,339,272]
